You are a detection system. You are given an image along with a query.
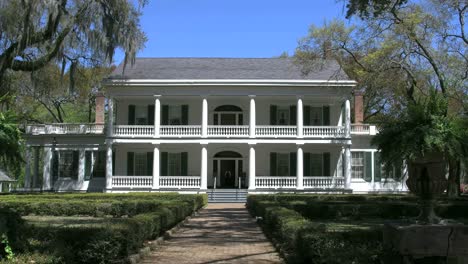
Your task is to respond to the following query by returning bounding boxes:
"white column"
[152,146,160,190]
[344,146,352,189]
[338,104,343,126]
[345,99,351,138]
[154,96,161,138]
[248,146,256,190]
[24,146,32,189]
[42,147,52,190]
[296,146,304,190]
[249,95,256,138]
[33,147,39,188]
[78,149,85,187]
[200,145,208,189]
[105,143,113,191]
[201,98,208,138]
[297,97,303,138]
[107,97,114,138]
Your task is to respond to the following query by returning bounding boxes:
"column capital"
[248,95,256,98]
[153,94,161,98]
[296,95,303,99]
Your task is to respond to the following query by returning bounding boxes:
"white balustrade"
[351,124,370,134]
[255,126,297,137]
[303,177,345,188]
[207,125,249,137]
[255,176,297,189]
[26,124,104,135]
[112,176,153,188]
[159,176,201,188]
[113,125,154,137]
[160,125,201,137]
[303,126,345,138]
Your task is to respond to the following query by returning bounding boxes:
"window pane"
[276,153,289,176]
[310,154,323,176]
[134,153,147,175]
[135,106,148,125]
[169,106,182,125]
[168,153,181,176]
[310,107,323,126]
[351,152,365,179]
[58,151,74,178]
[277,108,289,125]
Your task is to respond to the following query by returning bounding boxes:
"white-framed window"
[310,107,323,126]
[277,153,289,176]
[310,153,323,176]
[169,106,182,125]
[168,153,182,176]
[58,151,74,178]
[277,107,290,125]
[135,106,148,125]
[351,152,365,179]
[134,153,147,176]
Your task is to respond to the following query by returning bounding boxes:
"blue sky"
[115,0,349,63]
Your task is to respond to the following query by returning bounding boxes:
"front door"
[220,160,236,188]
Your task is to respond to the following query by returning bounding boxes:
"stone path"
[140,203,283,264]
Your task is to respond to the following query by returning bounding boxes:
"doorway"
[212,151,245,189]
[213,105,243,125]
[220,160,236,188]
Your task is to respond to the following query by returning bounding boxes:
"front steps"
[208,189,248,203]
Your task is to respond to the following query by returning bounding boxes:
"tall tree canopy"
[0,0,146,95]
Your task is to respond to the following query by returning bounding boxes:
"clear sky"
[115,0,349,63]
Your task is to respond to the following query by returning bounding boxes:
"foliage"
[345,0,408,18]
[0,95,23,177]
[0,0,146,90]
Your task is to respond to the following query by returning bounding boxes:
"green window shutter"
[161,152,168,176]
[290,152,297,176]
[127,152,134,176]
[304,152,311,176]
[290,105,297,125]
[238,114,243,125]
[112,150,115,176]
[84,152,92,180]
[304,106,311,126]
[148,105,155,125]
[214,114,219,125]
[72,151,79,180]
[323,106,330,126]
[147,152,153,176]
[181,152,188,176]
[162,105,169,125]
[52,151,59,180]
[270,105,277,125]
[270,152,277,176]
[181,105,189,125]
[374,152,381,182]
[128,105,135,125]
[323,152,331,176]
[364,152,372,182]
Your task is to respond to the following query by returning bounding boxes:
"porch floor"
[140,203,283,264]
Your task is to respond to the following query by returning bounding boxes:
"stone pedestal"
[383,223,468,263]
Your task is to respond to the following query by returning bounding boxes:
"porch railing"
[303,126,345,138]
[160,125,201,137]
[255,126,297,137]
[350,124,377,135]
[26,124,105,135]
[208,125,249,137]
[112,176,152,188]
[255,176,297,189]
[159,176,201,189]
[113,125,154,137]
[303,176,345,188]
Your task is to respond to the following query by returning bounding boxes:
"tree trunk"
[447,159,461,197]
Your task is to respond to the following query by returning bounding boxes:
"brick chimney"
[95,93,105,124]
[354,92,364,124]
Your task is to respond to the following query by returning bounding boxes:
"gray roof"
[108,58,350,80]
[0,169,15,182]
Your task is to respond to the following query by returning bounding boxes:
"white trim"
[111,139,353,144]
[105,79,357,87]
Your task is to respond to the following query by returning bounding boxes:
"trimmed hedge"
[247,199,383,264]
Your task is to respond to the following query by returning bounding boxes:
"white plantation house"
[23,58,406,199]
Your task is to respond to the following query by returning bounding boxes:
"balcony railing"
[303,176,344,188]
[255,176,297,189]
[26,124,105,135]
[159,176,201,189]
[112,176,152,188]
[160,125,201,137]
[255,126,297,137]
[303,126,345,138]
[208,125,249,137]
[113,125,154,137]
[351,124,377,135]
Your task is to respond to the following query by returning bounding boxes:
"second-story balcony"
[26,124,105,135]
